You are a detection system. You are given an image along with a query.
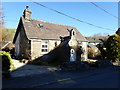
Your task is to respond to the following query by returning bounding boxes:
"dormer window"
[38,24,44,28]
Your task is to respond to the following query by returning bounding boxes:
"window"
[38,24,44,28]
[41,42,48,54]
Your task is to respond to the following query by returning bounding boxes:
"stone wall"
[31,39,41,60]
[15,25,30,59]
[48,40,61,51]
[15,32,20,58]
[31,39,61,60]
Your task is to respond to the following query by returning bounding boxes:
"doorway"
[70,49,76,62]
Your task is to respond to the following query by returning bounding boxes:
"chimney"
[23,6,32,21]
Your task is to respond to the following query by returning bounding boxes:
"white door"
[70,49,76,62]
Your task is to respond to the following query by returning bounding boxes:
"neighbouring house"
[87,39,101,53]
[87,43,100,58]
[87,38,106,59]
[88,38,103,46]
[13,6,88,61]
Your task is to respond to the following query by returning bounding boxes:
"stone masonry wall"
[31,39,61,60]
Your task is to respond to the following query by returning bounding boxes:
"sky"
[2,2,118,36]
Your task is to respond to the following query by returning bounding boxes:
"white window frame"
[41,41,48,54]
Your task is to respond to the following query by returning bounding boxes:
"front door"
[70,49,76,62]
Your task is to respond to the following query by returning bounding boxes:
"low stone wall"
[82,59,113,68]
[60,61,89,71]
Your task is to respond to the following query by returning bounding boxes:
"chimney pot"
[26,6,29,8]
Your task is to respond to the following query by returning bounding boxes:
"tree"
[97,44,107,60]
[0,2,4,48]
[106,29,120,62]
[0,2,3,29]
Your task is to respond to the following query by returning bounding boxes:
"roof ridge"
[32,19,73,27]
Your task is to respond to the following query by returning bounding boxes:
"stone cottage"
[13,6,88,60]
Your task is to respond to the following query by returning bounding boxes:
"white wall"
[81,41,88,60]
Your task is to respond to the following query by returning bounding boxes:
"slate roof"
[13,16,87,43]
[88,39,102,43]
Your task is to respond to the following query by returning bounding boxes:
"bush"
[88,48,101,59]
[106,34,120,61]
[97,44,107,60]
[118,61,120,65]
[0,51,15,71]
[88,48,94,58]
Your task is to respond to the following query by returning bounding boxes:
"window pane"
[41,49,44,52]
[45,49,47,52]
[45,45,47,48]
[41,49,48,52]
[42,45,44,48]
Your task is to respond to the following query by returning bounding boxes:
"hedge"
[0,51,15,71]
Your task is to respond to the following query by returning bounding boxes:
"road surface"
[3,66,120,88]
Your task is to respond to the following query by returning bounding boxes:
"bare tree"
[0,2,5,49]
[93,33,102,37]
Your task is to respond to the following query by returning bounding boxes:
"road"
[2,66,120,88]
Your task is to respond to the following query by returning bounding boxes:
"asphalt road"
[2,66,120,88]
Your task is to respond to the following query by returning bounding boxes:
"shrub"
[88,48,94,59]
[106,34,120,61]
[118,61,120,65]
[97,44,107,60]
[88,48,101,59]
[0,51,15,71]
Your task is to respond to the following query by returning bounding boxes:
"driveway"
[10,59,58,77]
